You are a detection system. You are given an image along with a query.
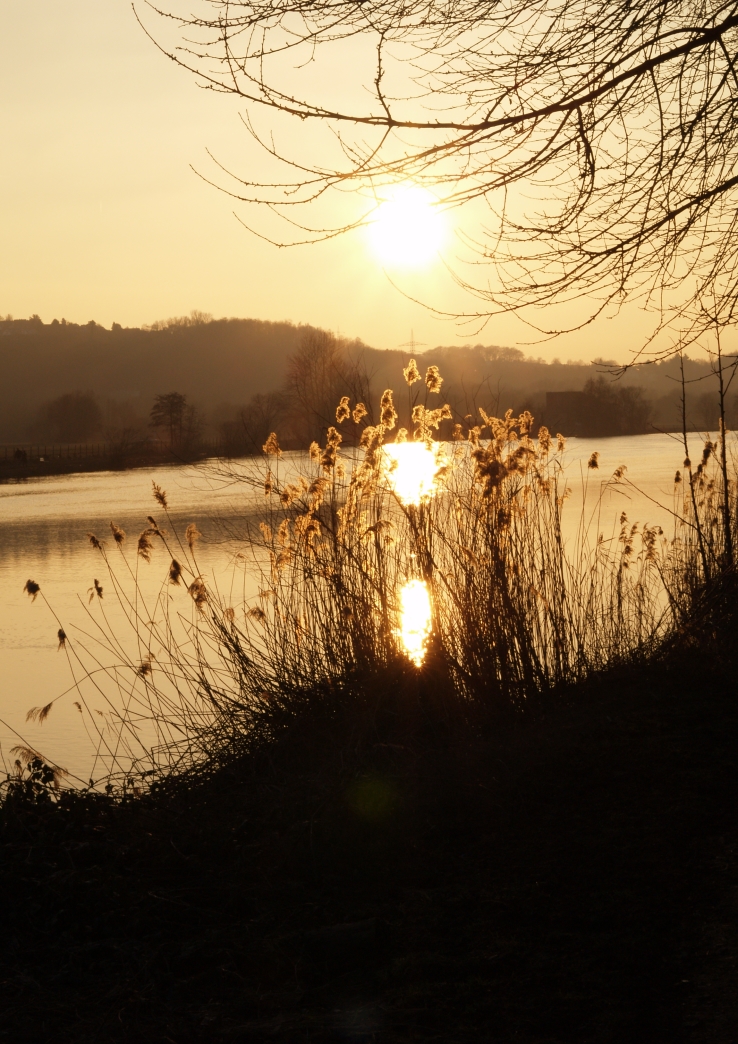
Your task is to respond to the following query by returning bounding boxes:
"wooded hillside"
[0,314,729,443]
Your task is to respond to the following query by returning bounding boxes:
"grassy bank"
[2,575,738,1042]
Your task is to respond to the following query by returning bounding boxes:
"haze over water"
[0,434,715,779]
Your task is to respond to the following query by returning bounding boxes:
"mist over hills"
[0,312,729,445]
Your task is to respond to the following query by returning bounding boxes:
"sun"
[367,186,445,267]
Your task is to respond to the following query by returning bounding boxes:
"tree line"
[219,333,738,453]
[30,391,203,453]
[20,322,738,454]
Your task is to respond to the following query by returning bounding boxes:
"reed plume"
[425,365,443,393]
[23,580,40,601]
[262,432,282,457]
[138,529,154,562]
[185,523,201,551]
[110,522,126,544]
[152,482,168,509]
[403,359,420,385]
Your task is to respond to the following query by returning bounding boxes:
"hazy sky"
[0,0,660,359]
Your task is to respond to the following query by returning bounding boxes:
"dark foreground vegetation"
[5,357,737,1041]
[3,577,738,1043]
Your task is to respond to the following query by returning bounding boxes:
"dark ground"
[2,593,738,1042]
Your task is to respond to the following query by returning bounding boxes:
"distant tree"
[618,386,654,436]
[692,391,720,432]
[584,377,653,436]
[145,311,214,332]
[220,391,287,456]
[37,392,102,442]
[103,399,146,453]
[728,394,738,430]
[285,330,372,446]
[150,393,203,453]
[181,402,203,453]
[150,392,187,448]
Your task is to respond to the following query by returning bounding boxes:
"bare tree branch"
[138,0,738,352]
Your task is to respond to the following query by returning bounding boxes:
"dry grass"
[9,361,737,790]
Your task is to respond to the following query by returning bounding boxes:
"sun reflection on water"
[383,441,441,506]
[399,578,432,667]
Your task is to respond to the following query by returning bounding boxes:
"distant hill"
[0,314,729,442]
[366,343,728,435]
[0,315,329,442]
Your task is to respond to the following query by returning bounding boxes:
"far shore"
[0,443,226,482]
[0,426,714,485]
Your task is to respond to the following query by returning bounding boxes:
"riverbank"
[2,576,737,1042]
[0,444,221,482]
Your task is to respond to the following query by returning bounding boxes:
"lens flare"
[383,441,441,505]
[399,579,432,667]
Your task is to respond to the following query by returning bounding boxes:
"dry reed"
[11,361,737,791]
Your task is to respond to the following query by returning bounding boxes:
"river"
[0,432,715,782]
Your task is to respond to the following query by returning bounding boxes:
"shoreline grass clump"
[189,361,735,725]
[8,359,738,788]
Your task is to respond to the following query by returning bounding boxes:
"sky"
[0,0,664,360]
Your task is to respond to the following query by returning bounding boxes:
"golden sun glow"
[399,579,432,667]
[368,186,445,267]
[383,441,442,505]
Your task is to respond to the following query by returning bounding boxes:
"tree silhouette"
[284,329,373,445]
[220,391,288,456]
[143,0,738,354]
[150,392,187,449]
[38,392,102,442]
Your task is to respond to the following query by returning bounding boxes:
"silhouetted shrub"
[35,391,102,442]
